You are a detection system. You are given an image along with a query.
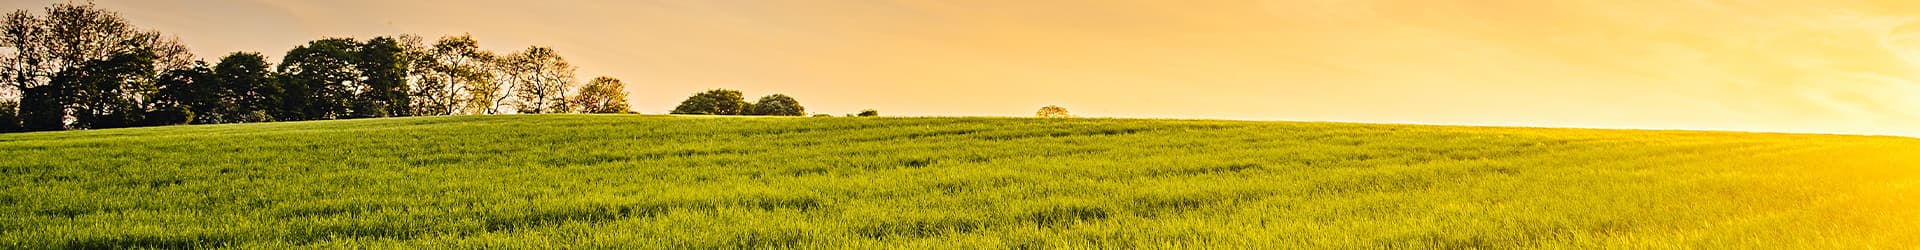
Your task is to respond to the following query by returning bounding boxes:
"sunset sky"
[8,0,1920,136]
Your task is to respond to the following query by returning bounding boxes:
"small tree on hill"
[749,94,805,116]
[670,89,748,115]
[570,76,629,113]
[1037,105,1070,118]
[856,109,879,117]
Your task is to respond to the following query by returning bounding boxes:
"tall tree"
[749,94,805,116]
[277,38,361,120]
[509,46,575,114]
[570,76,629,114]
[351,36,411,118]
[413,34,492,115]
[478,49,523,115]
[670,89,748,115]
[155,61,216,124]
[1,2,191,130]
[213,52,273,122]
[60,48,155,129]
[148,61,207,125]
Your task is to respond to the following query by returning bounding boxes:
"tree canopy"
[571,76,630,114]
[0,2,903,134]
[750,94,805,116]
[1037,105,1070,118]
[671,89,749,115]
[2,1,193,131]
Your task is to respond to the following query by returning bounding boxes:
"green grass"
[3,114,1919,248]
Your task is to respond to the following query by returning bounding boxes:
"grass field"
[3,115,1919,248]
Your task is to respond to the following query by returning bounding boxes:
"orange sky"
[8,0,1920,136]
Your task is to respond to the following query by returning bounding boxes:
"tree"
[277,38,361,120]
[570,76,629,113]
[856,109,879,117]
[670,89,748,115]
[749,94,805,116]
[0,100,19,132]
[146,63,202,126]
[62,48,156,129]
[213,52,274,122]
[508,46,575,114]
[155,61,217,124]
[476,50,519,114]
[2,2,191,130]
[351,36,412,118]
[413,34,492,115]
[1037,105,1070,118]
[17,85,62,131]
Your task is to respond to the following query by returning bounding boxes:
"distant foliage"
[2,1,194,131]
[570,76,630,113]
[0,2,664,134]
[671,89,749,115]
[1037,105,1070,118]
[0,100,18,132]
[276,38,363,120]
[213,52,276,123]
[812,114,833,117]
[506,46,577,114]
[750,94,806,116]
[412,34,494,116]
[857,109,879,117]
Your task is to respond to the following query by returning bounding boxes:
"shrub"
[749,94,806,116]
[670,89,749,115]
[1036,105,1070,118]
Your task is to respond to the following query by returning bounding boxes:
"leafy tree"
[1037,105,1070,118]
[0,100,19,132]
[62,48,155,129]
[2,2,191,130]
[476,52,517,114]
[570,76,629,114]
[671,89,748,115]
[413,34,493,115]
[508,46,575,114]
[144,66,197,126]
[155,61,219,124]
[213,52,274,122]
[749,94,805,116]
[856,109,879,117]
[17,85,63,131]
[350,36,412,118]
[277,38,361,120]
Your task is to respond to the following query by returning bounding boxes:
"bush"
[749,94,805,116]
[856,109,879,117]
[0,100,19,133]
[812,114,833,118]
[670,89,749,115]
[1037,105,1070,118]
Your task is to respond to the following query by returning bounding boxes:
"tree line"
[0,2,631,133]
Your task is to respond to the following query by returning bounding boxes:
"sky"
[7,0,1920,136]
